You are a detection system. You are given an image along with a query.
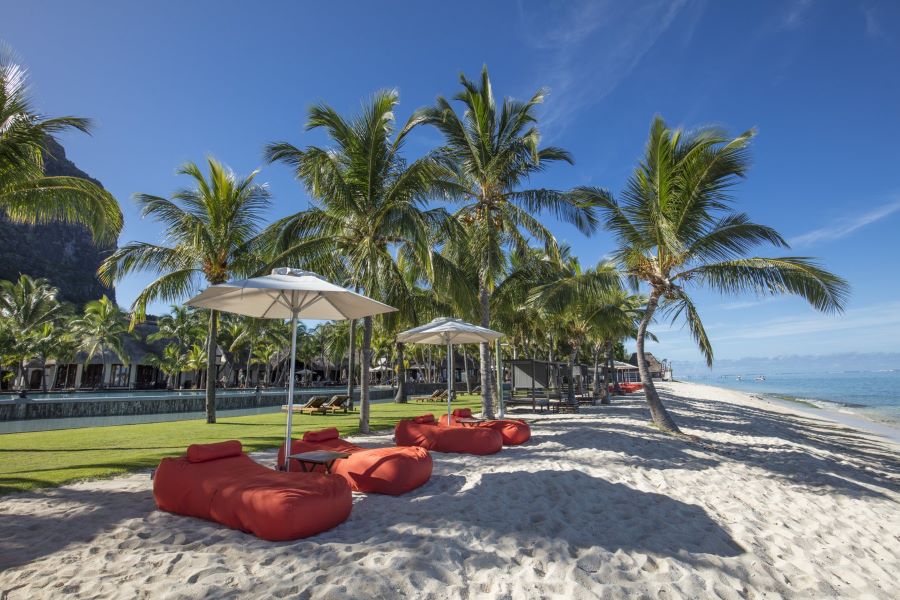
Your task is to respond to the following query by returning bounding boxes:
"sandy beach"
[1,381,898,599]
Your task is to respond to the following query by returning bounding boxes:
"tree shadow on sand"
[582,392,899,500]
[0,486,154,571]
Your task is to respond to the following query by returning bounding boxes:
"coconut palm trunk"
[205,309,218,424]
[394,341,407,403]
[479,285,495,418]
[359,316,373,432]
[592,345,601,403]
[462,349,471,393]
[567,348,577,406]
[635,293,680,433]
[346,318,356,407]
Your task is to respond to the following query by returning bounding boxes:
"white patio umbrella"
[187,268,396,470]
[396,317,503,423]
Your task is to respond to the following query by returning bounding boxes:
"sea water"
[682,370,900,428]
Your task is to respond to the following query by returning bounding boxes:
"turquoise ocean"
[681,370,900,429]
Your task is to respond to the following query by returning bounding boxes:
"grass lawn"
[0,395,482,495]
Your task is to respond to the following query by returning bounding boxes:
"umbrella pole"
[447,342,453,424]
[282,309,299,471]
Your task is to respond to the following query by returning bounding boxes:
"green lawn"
[0,395,481,495]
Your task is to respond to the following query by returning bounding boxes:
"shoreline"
[682,380,900,447]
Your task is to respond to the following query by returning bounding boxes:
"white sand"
[1,382,898,599]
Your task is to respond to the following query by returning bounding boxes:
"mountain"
[0,139,116,306]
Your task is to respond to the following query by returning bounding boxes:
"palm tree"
[570,117,850,435]
[184,344,207,388]
[0,49,121,242]
[0,275,62,389]
[264,90,458,433]
[70,296,127,388]
[418,66,599,418]
[148,306,204,353]
[148,344,184,389]
[99,157,271,423]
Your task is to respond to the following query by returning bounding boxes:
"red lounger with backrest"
[439,408,531,446]
[276,427,433,495]
[153,440,352,541]
[394,414,503,455]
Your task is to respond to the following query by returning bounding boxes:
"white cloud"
[515,0,702,133]
[777,0,814,31]
[789,197,900,247]
[710,301,900,342]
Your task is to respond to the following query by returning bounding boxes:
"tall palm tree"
[148,306,205,354]
[0,49,121,242]
[264,90,458,433]
[0,275,62,389]
[418,66,599,418]
[70,296,127,388]
[99,157,271,423]
[570,117,850,435]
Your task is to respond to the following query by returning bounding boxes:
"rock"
[0,138,117,305]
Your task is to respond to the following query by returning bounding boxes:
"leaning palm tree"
[418,66,599,418]
[99,157,270,422]
[570,117,850,435]
[264,90,460,433]
[70,296,127,388]
[0,49,121,242]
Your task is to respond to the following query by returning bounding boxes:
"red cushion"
[154,451,351,541]
[303,427,340,443]
[278,438,432,495]
[452,408,473,418]
[186,440,243,463]
[395,419,502,455]
[412,413,436,424]
[438,415,531,446]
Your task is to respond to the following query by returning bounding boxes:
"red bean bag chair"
[276,427,433,495]
[439,408,531,446]
[153,440,352,541]
[394,414,502,455]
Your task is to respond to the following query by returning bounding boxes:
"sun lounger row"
[282,394,350,414]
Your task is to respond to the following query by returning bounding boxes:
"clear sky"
[4,0,900,365]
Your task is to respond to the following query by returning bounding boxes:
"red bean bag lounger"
[394,414,503,455]
[276,428,433,495]
[153,440,352,541]
[439,408,531,446]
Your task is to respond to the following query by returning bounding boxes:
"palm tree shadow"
[607,390,899,499]
[0,486,153,570]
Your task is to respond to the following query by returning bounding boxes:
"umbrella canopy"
[186,268,397,470]
[396,317,503,345]
[186,268,395,320]
[397,317,504,421]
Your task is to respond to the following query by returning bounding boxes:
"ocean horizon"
[681,370,900,429]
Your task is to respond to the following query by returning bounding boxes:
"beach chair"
[297,395,328,414]
[412,389,441,402]
[320,394,350,414]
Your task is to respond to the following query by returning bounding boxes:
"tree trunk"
[394,341,407,403]
[41,358,48,393]
[636,292,681,433]
[601,341,612,404]
[359,316,373,432]
[463,349,471,393]
[205,309,218,424]
[567,349,577,406]
[346,318,356,409]
[478,285,495,418]
[592,346,600,404]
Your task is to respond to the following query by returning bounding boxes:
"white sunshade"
[396,317,504,345]
[186,268,396,320]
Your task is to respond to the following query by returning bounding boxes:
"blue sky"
[4,0,900,365]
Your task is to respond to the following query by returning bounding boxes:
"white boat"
[755,375,766,381]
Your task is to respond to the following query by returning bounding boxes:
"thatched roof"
[628,352,663,373]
